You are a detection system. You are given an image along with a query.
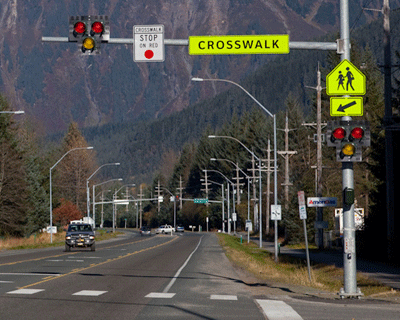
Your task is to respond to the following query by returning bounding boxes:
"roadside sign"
[330,97,363,116]
[307,197,337,207]
[326,59,366,96]
[270,205,282,220]
[245,220,253,232]
[298,191,307,220]
[189,34,289,55]
[134,25,164,62]
[194,198,208,204]
[232,213,237,222]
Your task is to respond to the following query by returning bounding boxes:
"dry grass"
[218,233,394,297]
[0,229,121,250]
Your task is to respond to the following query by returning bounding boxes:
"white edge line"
[162,236,203,293]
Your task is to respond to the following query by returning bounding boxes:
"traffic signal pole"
[339,0,362,298]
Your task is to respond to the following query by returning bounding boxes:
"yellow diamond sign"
[326,60,366,96]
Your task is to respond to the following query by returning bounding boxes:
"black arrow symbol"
[337,100,357,112]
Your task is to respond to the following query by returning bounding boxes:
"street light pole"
[211,158,251,243]
[193,77,278,258]
[208,136,263,248]
[86,162,120,218]
[49,146,93,243]
[92,178,123,228]
[113,184,135,232]
[204,169,235,234]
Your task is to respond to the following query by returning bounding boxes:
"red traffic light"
[91,21,104,34]
[332,127,346,140]
[74,21,86,34]
[350,127,364,140]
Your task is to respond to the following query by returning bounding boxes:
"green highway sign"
[194,198,208,204]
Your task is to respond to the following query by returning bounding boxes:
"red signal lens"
[350,127,364,140]
[332,127,346,140]
[91,21,104,34]
[74,21,86,34]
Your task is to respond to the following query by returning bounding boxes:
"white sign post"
[298,191,311,282]
[134,25,164,62]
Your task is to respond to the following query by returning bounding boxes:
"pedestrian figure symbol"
[327,59,366,96]
[346,67,355,91]
[337,71,345,90]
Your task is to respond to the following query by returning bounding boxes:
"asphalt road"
[0,231,265,319]
[1,231,400,319]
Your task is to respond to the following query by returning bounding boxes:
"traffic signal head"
[69,16,110,54]
[326,120,370,162]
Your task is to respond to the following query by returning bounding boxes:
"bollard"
[240,235,243,244]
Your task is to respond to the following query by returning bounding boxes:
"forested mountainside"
[82,9,400,184]
[0,0,395,135]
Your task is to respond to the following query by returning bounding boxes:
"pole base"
[338,287,363,299]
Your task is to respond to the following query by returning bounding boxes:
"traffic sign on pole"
[134,25,164,62]
[326,59,366,96]
[330,97,363,116]
[189,34,289,55]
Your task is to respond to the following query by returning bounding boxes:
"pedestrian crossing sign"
[326,59,366,96]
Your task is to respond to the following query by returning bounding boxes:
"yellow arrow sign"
[189,34,289,55]
[330,97,363,116]
[326,60,366,96]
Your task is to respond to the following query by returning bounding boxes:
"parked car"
[155,225,175,234]
[65,223,95,252]
[140,226,151,236]
[176,225,184,232]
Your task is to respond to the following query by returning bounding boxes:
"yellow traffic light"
[341,143,355,156]
[82,37,95,51]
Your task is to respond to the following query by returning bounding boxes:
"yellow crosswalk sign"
[326,60,366,96]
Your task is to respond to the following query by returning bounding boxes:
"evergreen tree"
[0,96,28,236]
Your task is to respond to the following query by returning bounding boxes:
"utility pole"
[201,169,211,205]
[177,175,184,209]
[155,180,162,213]
[138,185,144,228]
[277,113,297,210]
[262,139,274,235]
[304,65,326,249]
[231,163,244,205]
[248,155,259,231]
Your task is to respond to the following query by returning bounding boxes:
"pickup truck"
[65,223,95,251]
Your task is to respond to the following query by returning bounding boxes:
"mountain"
[0,0,394,134]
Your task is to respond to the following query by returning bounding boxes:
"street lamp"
[208,135,263,247]
[113,184,135,232]
[193,77,278,259]
[0,111,25,114]
[204,169,235,234]
[202,178,225,233]
[49,146,94,243]
[211,158,251,243]
[93,178,123,228]
[86,162,120,218]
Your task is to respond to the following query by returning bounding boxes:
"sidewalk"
[238,233,400,291]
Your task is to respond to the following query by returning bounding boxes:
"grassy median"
[217,233,397,297]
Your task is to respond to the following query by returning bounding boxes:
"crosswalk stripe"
[72,290,107,296]
[210,294,238,300]
[256,299,303,320]
[7,289,44,295]
[145,292,176,298]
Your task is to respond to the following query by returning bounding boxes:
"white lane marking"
[7,289,44,295]
[0,281,13,283]
[46,260,83,262]
[0,273,61,276]
[145,292,176,298]
[162,236,203,293]
[256,299,303,320]
[72,290,107,296]
[210,294,238,300]
[68,256,101,259]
